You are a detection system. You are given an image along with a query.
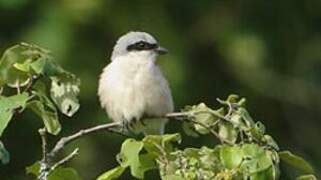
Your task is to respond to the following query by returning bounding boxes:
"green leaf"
[0,43,52,88]
[194,112,216,134]
[262,135,279,150]
[279,151,314,174]
[237,107,255,128]
[50,73,80,117]
[182,122,199,137]
[0,141,10,164]
[218,122,238,143]
[117,139,144,179]
[27,81,61,135]
[143,134,181,155]
[189,103,222,135]
[48,167,81,180]
[241,144,273,174]
[26,162,81,180]
[0,92,29,136]
[250,166,275,180]
[0,44,31,87]
[30,56,65,76]
[296,174,317,180]
[28,100,61,135]
[97,166,125,180]
[26,161,40,177]
[162,175,185,180]
[13,59,33,72]
[139,153,157,172]
[219,145,243,169]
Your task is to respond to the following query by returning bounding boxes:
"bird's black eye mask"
[127,41,158,51]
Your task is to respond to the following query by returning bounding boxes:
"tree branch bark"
[48,122,121,158]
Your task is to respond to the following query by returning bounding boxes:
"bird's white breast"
[98,54,174,124]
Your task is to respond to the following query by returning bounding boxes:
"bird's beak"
[155,46,168,55]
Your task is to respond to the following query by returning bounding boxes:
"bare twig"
[38,128,49,180]
[49,122,121,158]
[50,148,79,171]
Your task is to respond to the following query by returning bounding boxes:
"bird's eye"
[127,41,156,51]
[137,42,146,49]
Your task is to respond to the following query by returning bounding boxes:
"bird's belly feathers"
[98,61,173,123]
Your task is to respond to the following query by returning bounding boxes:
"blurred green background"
[1,0,321,179]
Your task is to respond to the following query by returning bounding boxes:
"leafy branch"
[0,43,318,180]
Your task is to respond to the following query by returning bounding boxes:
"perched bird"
[98,31,174,135]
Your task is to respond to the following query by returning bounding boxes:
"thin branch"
[49,122,121,158]
[165,112,192,118]
[38,128,49,180]
[50,148,79,172]
[39,128,48,163]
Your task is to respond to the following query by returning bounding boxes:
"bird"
[98,31,174,135]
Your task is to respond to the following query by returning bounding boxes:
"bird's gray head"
[111,31,168,61]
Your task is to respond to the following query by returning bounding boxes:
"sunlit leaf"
[97,166,125,180]
[219,145,243,169]
[117,139,144,178]
[50,73,80,117]
[279,151,314,174]
[241,144,273,174]
[13,59,33,72]
[0,92,29,136]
